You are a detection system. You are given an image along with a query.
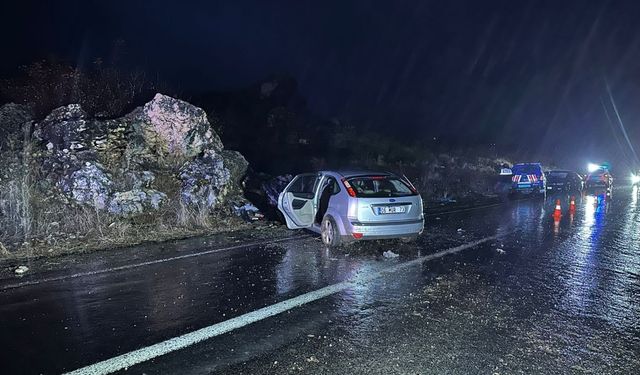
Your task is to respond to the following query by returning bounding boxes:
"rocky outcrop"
[30,94,248,216]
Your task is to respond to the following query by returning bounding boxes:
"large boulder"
[137,94,223,160]
[34,104,89,153]
[32,94,247,216]
[179,151,230,209]
[221,150,249,197]
[57,161,113,210]
[108,189,167,216]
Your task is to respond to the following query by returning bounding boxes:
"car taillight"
[352,232,363,239]
[342,178,357,197]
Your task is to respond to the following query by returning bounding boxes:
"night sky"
[3,0,640,170]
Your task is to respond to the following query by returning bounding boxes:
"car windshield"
[512,164,541,175]
[347,176,415,197]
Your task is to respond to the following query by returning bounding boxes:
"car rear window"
[512,164,542,175]
[347,176,416,197]
[587,172,606,181]
[548,172,568,179]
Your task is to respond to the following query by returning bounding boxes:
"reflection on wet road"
[1,188,639,374]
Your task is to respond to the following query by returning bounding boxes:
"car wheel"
[321,216,342,248]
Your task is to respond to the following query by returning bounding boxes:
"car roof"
[320,170,394,178]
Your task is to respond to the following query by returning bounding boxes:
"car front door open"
[278,173,320,229]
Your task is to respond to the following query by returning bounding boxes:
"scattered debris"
[383,250,400,258]
[457,228,464,233]
[14,265,29,275]
[233,203,264,221]
[496,248,506,254]
[306,356,320,363]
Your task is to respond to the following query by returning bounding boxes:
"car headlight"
[632,174,640,184]
[588,163,601,173]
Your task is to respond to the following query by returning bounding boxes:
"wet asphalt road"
[1,187,639,374]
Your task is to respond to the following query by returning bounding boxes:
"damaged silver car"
[278,170,424,247]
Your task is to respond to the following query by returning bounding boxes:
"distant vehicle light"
[587,163,601,173]
[631,174,640,184]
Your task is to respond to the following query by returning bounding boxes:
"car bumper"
[547,185,567,191]
[512,187,545,194]
[585,184,609,189]
[346,219,424,239]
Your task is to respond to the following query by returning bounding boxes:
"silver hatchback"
[278,170,424,247]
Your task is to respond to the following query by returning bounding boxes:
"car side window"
[326,177,341,195]
[288,174,320,198]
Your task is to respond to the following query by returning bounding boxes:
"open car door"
[278,173,320,229]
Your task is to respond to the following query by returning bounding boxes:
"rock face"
[31,94,248,216]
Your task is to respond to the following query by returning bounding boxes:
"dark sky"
[3,0,640,170]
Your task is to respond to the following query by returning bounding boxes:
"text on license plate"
[377,206,406,214]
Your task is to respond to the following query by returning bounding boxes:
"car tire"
[321,216,342,248]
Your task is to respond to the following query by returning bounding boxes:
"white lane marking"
[64,235,501,375]
[0,236,309,291]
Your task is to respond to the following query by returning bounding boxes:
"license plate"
[377,206,406,214]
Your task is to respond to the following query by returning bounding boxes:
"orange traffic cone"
[569,196,576,213]
[553,199,562,219]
